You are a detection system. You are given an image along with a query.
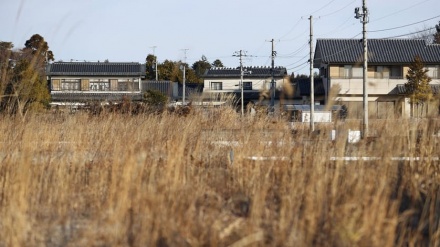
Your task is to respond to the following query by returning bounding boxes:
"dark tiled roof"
[51,92,143,102]
[296,78,325,96]
[204,66,287,78]
[314,39,440,66]
[396,84,440,94]
[47,62,144,76]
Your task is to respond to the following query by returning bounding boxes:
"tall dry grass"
[0,108,439,246]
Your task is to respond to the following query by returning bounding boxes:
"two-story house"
[203,66,288,107]
[47,62,145,107]
[314,39,440,118]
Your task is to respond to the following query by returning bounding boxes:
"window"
[366,66,401,79]
[118,79,140,91]
[61,79,81,91]
[211,82,222,90]
[336,65,362,78]
[331,65,406,79]
[366,66,382,79]
[243,81,252,90]
[390,66,402,79]
[376,66,385,79]
[338,65,352,78]
[426,66,439,79]
[352,66,363,78]
[89,79,110,91]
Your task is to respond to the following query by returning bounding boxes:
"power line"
[279,29,309,42]
[310,0,337,15]
[381,27,436,39]
[278,18,303,40]
[289,62,309,73]
[249,41,268,60]
[277,42,308,57]
[371,0,432,23]
[289,61,308,70]
[284,53,309,67]
[319,0,357,18]
[369,14,440,33]
[315,16,355,37]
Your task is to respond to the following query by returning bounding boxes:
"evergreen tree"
[145,54,157,80]
[176,63,199,83]
[157,59,177,81]
[0,42,14,95]
[405,55,432,117]
[212,59,224,68]
[0,34,52,117]
[143,89,167,105]
[192,55,211,82]
[24,34,54,62]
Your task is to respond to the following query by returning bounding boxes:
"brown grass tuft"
[0,110,440,246]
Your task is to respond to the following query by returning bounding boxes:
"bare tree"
[411,23,435,44]
[434,21,440,44]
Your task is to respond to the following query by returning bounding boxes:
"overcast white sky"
[1,0,439,75]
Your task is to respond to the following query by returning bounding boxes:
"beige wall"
[52,79,60,90]
[329,66,339,78]
[110,79,118,91]
[81,79,90,91]
[329,77,428,95]
[403,66,409,78]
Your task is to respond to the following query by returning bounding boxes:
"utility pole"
[238,50,245,116]
[151,46,158,81]
[355,0,369,138]
[309,16,315,132]
[269,39,276,114]
[240,50,244,116]
[181,49,189,105]
[233,50,251,116]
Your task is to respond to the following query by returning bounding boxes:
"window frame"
[243,81,252,90]
[60,79,81,91]
[210,82,223,90]
[89,79,110,91]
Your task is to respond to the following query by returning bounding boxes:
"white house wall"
[203,78,285,92]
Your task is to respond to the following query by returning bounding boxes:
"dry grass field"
[0,107,440,246]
